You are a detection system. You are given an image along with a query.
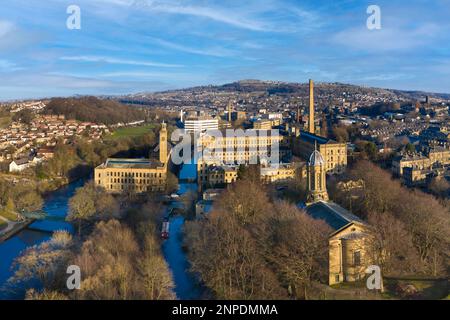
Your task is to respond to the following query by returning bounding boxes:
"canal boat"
[161,218,170,239]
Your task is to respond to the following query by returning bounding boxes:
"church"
[302,146,372,285]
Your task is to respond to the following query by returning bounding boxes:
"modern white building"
[9,156,42,172]
[184,116,219,134]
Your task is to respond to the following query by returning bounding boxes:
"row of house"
[1,115,108,164]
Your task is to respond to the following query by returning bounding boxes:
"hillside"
[44,97,145,125]
[122,80,450,103]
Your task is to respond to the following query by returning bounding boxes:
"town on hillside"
[1,79,449,301]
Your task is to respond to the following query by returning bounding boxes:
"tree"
[67,185,97,236]
[13,109,34,124]
[363,141,378,160]
[9,231,73,289]
[185,212,286,299]
[367,211,420,276]
[266,202,331,299]
[165,172,179,194]
[25,289,68,300]
[15,189,44,213]
[72,220,142,300]
[404,143,415,154]
[138,232,175,299]
[428,177,449,198]
[332,126,349,143]
[333,160,450,276]
[67,182,121,235]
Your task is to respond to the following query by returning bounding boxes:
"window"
[354,251,361,266]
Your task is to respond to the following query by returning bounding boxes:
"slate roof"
[103,158,163,169]
[303,200,365,231]
[300,130,334,145]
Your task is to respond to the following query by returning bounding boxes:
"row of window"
[106,178,163,184]
[107,184,163,192]
[102,171,163,178]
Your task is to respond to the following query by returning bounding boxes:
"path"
[0,216,15,235]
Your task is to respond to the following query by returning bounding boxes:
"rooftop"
[300,130,335,145]
[303,200,365,231]
[102,158,163,169]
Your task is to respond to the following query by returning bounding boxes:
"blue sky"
[1,0,450,100]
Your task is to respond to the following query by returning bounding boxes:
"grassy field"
[0,219,7,231]
[106,124,156,140]
[0,209,18,221]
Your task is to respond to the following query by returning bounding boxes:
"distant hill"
[123,80,450,102]
[44,96,145,125]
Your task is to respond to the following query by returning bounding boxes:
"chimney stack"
[308,79,315,134]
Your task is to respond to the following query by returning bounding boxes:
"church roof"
[303,200,365,231]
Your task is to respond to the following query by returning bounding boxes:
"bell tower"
[227,101,233,122]
[306,143,328,204]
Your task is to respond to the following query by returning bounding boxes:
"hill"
[44,97,145,125]
[122,80,450,103]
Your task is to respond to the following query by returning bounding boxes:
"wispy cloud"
[0,59,20,71]
[133,0,270,31]
[148,37,236,57]
[59,55,182,68]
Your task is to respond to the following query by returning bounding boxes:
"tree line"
[184,178,331,300]
[330,160,450,277]
[8,197,175,300]
[44,97,146,125]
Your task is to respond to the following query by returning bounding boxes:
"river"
[0,179,84,299]
[0,163,202,300]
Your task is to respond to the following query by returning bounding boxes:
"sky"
[1,0,450,100]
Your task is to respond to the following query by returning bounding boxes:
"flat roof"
[102,158,163,169]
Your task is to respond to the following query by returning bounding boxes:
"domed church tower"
[306,143,329,204]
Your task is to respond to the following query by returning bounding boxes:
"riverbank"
[0,219,35,243]
[0,178,84,299]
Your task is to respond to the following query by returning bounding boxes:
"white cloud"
[0,59,22,72]
[148,37,236,57]
[59,55,182,68]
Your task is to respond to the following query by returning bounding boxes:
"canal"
[162,162,204,299]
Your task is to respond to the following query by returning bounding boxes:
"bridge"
[20,210,71,234]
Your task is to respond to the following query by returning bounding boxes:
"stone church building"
[302,147,372,285]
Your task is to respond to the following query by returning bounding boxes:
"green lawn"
[0,209,18,221]
[107,124,156,140]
